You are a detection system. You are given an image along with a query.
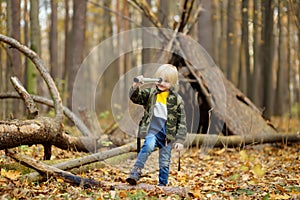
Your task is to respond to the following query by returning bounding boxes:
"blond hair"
[154,64,178,87]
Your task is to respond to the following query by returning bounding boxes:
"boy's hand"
[174,143,183,152]
[133,75,144,89]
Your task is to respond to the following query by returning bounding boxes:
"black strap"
[137,137,141,153]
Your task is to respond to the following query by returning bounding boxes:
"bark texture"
[0,117,97,152]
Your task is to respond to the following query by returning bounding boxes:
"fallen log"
[7,149,189,197]
[107,182,189,197]
[25,141,138,181]
[184,132,300,148]
[6,149,101,188]
[0,92,92,136]
[0,117,98,152]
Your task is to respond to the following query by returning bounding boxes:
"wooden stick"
[6,149,102,188]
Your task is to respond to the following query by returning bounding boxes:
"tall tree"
[226,0,240,85]
[238,0,250,94]
[211,0,220,65]
[158,0,169,27]
[274,1,289,116]
[99,0,116,111]
[219,0,227,73]
[67,0,87,109]
[26,0,41,95]
[62,0,71,104]
[261,0,275,119]
[141,0,152,67]
[6,0,22,116]
[197,0,214,58]
[49,0,59,85]
[251,0,263,107]
[0,0,4,118]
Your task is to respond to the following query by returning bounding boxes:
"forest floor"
[0,117,299,199]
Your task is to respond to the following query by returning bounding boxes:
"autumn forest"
[0,0,300,199]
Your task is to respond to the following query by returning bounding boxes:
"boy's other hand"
[174,143,183,152]
[133,75,144,89]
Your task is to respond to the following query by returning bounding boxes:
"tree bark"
[0,92,92,136]
[67,0,87,109]
[6,0,22,117]
[25,141,138,182]
[184,133,300,148]
[226,0,240,85]
[0,117,97,152]
[49,0,60,83]
[275,1,289,116]
[261,0,275,119]
[27,0,41,95]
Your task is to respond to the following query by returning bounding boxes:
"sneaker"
[126,167,142,185]
[157,183,166,187]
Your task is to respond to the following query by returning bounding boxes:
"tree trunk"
[0,117,97,152]
[62,0,71,103]
[275,1,289,116]
[0,0,3,119]
[239,0,250,95]
[27,0,41,95]
[261,0,275,119]
[67,0,87,109]
[226,0,240,85]
[6,0,22,117]
[251,0,263,107]
[49,0,59,84]
[211,0,220,65]
[219,0,227,73]
[184,133,300,148]
[141,0,152,68]
[197,0,213,58]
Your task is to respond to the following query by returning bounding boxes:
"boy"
[126,64,187,186]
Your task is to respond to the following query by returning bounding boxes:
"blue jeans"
[134,133,173,185]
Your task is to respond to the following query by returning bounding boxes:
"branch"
[129,0,162,28]
[10,77,39,119]
[0,92,92,136]
[26,141,137,181]
[0,34,63,123]
[0,117,98,152]
[184,4,204,35]
[178,0,195,32]
[6,149,102,189]
[128,0,170,41]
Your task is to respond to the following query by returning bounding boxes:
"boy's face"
[156,78,171,91]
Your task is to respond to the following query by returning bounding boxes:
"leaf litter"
[0,117,299,199]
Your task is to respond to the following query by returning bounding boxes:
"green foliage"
[291,103,300,117]
[99,110,110,119]
[126,190,147,199]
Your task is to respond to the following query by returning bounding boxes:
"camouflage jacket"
[129,86,187,144]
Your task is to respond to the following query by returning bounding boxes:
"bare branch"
[129,0,162,28]
[6,149,101,188]
[0,34,63,123]
[0,92,92,136]
[184,4,205,35]
[10,77,39,119]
